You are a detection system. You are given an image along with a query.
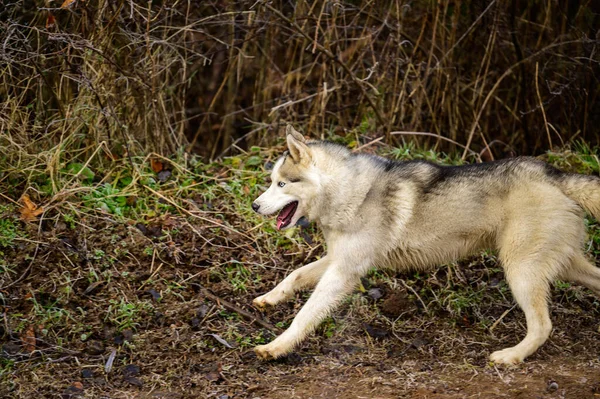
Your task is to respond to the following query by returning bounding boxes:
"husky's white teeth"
[276,201,298,230]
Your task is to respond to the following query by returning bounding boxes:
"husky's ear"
[286,125,312,164]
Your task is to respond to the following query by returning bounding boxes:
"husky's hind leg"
[490,265,553,365]
[253,256,330,307]
[561,253,600,297]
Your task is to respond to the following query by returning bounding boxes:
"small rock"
[157,170,172,183]
[135,223,148,235]
[547,380,558,392]
[86,340,105,355]
[123,364,143,386]
[148,225,163,238]
[363,323,389,339]
[411,335,429,349]
[146,289,161,301]
[368,288,384,300]
[113,334,124,345]
[123,364,140,378]
[81,369,94,379]
[103,326,115,341]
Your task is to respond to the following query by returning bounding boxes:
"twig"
[489,303,517,332]
[400,279,429,315]
[353,136,384,152]
[198,286,281,333]
[534,62,557,149]
[269,86,339,116]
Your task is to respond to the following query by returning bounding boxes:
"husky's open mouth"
[276,201,298,230]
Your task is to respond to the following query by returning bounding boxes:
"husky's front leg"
[254,260,368,360]
[253,256,330,307]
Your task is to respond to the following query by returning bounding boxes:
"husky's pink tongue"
[276,202,298,230]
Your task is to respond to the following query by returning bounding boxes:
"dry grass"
[1,0,599,170]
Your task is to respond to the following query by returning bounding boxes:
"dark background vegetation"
[1,0,599,163]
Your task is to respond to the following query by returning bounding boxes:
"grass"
[0,205,20,248]
[105,298,153,332]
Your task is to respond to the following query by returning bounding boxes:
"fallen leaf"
[61,0,77,8]
[209,334,234,348]
[105,348,117,373]
[21,326,36,353]
[151,159,164,173]
[46,13,56,29]
[20,194,44,222]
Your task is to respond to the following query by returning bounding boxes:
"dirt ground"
[2,160,600,399]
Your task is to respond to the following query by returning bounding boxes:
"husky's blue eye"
[278,181,286,187]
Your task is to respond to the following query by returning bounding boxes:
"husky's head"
[252,125,318,230]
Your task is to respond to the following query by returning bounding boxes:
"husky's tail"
[558,174,600,220]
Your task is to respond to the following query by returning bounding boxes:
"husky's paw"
[490,347,524,365]
[252,295,271,308]
[253,292,282,308]
[254,342,289,360]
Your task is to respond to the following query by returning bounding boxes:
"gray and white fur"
[251,125,600,364]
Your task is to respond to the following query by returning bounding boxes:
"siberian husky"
[251,125,600,364]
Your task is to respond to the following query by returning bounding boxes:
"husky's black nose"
[252,202,260,212]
